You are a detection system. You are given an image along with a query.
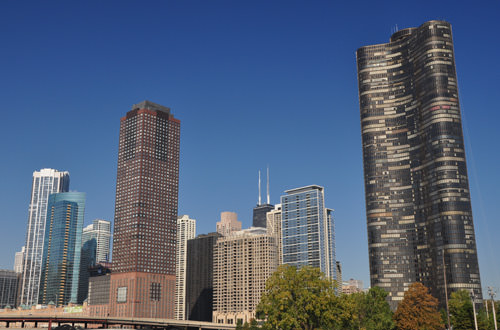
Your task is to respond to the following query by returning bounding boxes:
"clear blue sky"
[1,0,499,296]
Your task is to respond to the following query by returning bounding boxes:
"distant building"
[38,192,86,306]
[186,232,221,322]
[336,261,342,293]
[83,219,111,263]
[13,246,25,274]
[109,101,180,318]
[21,168,70,306]
[213,228,278,325]
[78,219,112,304]
[266,204,282,265]
[175,215,196,320]
[252,168,273,228]
[0,270,19,309]
[216,212,241,236]
[342,279,364,295]
[280,185,336,280]
[253,204,274,228]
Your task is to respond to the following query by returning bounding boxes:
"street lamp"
[489,287,498,330]
[442,250,451,330]
[470,290,479,330]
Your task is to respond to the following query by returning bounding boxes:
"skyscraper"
[280,185,336,280]
[356,20,482,308]
[186,232,221,322]
[38,192,86,306]
[82,219,112,263]
[109,100,180,318]
[213,228,278,325]
[175,215,196,320]
[216,212,241,236]
[252,168,273,228]
[13,246,25,274]
[266,204,282,265]
[21,168,69,306]
[79,219,112,303]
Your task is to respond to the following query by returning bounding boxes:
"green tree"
[393,282,443,330]
[256,264,339,330]
[358,287,395,330]
[338,287,394,330]
[449,290,490,330]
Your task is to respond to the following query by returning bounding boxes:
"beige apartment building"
[213,228,278,325]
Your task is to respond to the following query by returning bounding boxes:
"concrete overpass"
[0,314,236,330]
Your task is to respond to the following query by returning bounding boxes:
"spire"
[258,170,262,206]
[267,166,270,205]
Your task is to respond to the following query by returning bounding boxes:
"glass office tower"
[280,185,336,280]
[38,192,85,306]
[357,20,482,308]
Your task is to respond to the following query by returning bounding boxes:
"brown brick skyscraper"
[109,101,180,318]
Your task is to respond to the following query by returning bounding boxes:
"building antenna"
[267,165,270,205]
[258,170,262,206]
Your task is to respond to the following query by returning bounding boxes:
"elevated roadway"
[0,314,235,330]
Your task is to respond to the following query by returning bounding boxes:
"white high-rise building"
[21,168,69,306]
[14,246,25,273]
[175,215,196,320]
[266,204,282,265]
[82,219,112,263]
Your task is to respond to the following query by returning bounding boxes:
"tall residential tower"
[175,215,196,320]
[109,101,180,318]
[21,168,69,306]
[280,185,336,281]
[356,20,482,308]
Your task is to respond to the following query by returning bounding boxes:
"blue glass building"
[38,192,85,306]
[280,185,336,281]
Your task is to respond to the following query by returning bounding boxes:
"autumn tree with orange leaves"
[393,282,444,330]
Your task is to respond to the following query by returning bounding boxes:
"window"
[150,282,161,301]
[117,287,127,303]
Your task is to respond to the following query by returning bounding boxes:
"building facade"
[83,219,112,263]
[266,204,282,265]
[252,204,274,228]
[357,20,482,308]
[213,228,278,325]
[79,219,112,303]
[109,100,180,318]
[280,185,336,280]
[14,247,25,274]
[175,215,196,320]
[0,270,19,309]
[216,212,241,236]
[38,192,86,306]
[186,232,221,322]
[21,168,70,306]
[87,263,112,317]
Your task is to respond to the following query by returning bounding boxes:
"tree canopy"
[449,290,490,330]
[393,282,443,330]
[256,264,395,330]
[256,265,338,330]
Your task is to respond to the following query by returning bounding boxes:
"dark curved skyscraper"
[356,20,482,309]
